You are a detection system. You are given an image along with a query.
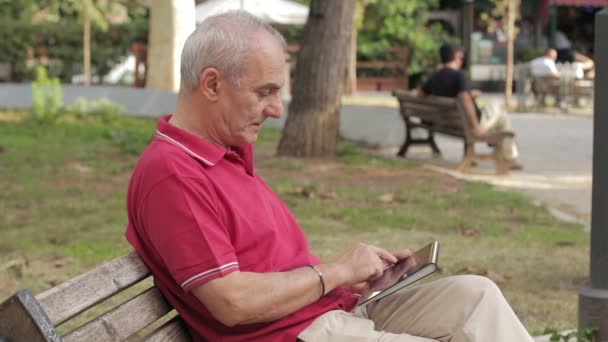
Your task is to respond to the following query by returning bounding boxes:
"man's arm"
[457,91,483,136]
[470,89,482,98]
[192,243,400,327]
[548,61,560,78]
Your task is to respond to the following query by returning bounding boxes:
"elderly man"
[125,11,534,342]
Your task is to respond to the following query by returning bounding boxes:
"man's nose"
[265,96,283,119]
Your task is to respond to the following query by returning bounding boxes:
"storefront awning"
[550,0,608,5]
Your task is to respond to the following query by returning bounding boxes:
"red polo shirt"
[125,115,358,342]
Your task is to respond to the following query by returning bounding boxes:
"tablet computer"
[358,241,440,307]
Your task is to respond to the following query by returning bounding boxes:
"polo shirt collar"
[155,114,255,175]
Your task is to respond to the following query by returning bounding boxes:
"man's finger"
[393,249,413,260]
[371,246,398,264]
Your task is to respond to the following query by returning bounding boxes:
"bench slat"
[394,90,458,108]
[36,252,151,326]
[62,287,172,342]
[144,316,191,342]
[398,101,457,114]
[403,111,465,132]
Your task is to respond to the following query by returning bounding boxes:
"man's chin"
[243,133,260,145]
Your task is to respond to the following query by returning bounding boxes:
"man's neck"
[172,98,231,151]
[445,61,460,70]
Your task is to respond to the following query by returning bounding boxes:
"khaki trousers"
[297,275,534,342]
[479,101,519,161]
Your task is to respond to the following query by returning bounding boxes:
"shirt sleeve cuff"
[181,261,240,292]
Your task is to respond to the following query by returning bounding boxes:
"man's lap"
[298,275,496,342]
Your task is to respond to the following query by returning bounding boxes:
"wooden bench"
[531,76,562,106]
[392,90,515,175]
[0,252,191,342]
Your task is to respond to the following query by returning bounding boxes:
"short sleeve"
[141,175,239,292]
[421,73,434,94]
[455,70,472,93]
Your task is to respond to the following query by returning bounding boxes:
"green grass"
[0,111,590,336]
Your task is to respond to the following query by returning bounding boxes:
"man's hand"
[348,249,414,299]
[470,89,482,98]
[334,243,398,285]
[473,125,486,137]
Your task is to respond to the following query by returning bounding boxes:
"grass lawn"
[0,111,589,335]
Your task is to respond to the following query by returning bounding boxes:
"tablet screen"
[358,241,439,306]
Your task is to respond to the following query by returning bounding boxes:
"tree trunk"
[343,23,357,95]
[277,0,356,158]
[83,5,91,87]
[504,0,517,110]
[146,0,195,92]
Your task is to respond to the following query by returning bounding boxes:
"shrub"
[31,66,63,123]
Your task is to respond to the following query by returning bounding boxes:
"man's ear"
[199,68,222,101]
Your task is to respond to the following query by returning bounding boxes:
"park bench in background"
[0,252,191,342]
[392,90,514,175]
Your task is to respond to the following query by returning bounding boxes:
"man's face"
[215,32,285,146]
[549,49,558,61]
[455,50,465,69]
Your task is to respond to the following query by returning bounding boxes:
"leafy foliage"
[29,66,127,125]
[0,0,147,82]
[357,0,457,75]
[31,66,63,123]
[543,326,598,342]
[277,0,457,77]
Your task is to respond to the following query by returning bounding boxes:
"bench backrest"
[392,90,474,140]
[0,252,191,341]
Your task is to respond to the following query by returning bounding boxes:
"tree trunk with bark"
[277,0,356,157]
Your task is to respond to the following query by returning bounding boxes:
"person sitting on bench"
[530,48,560,78]
[124,11,534,342]
[419,44,522,170]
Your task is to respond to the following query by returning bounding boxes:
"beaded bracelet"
[307,264,325,299]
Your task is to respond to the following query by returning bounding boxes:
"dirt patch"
[0,253,76,298]
[48,161,133,196]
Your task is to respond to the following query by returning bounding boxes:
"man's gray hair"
[180,10,286,94]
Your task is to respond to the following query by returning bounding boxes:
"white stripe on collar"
[156,130,214,166]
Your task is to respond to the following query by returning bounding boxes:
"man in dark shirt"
[420,45,521,169]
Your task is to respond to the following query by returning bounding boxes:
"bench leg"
[457,143,475,173]
[397,140,410,158]
[397,121,414,157]
[0,290,61,342]
[493,141,509,175]
[429,131,441,156]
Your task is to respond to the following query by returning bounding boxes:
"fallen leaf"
[293,187,315,198]
[457,228,480,237]
[69,162,93,173]
[318,191,337,200]
[459,265,507,284]
[377,193,395,204]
